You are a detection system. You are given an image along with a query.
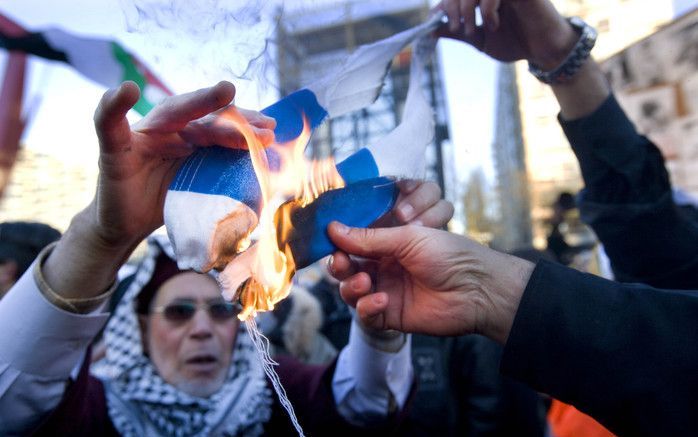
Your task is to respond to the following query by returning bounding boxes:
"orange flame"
[218,111,344,320]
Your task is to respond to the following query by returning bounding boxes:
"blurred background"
[1,0,697,269]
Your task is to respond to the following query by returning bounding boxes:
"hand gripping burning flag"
[164,13,443,320]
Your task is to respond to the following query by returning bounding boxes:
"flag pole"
[0,13,28,199]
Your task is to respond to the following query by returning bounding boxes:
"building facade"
[496,0,676,248]
[0,147,97,231]
[600,7,698,197]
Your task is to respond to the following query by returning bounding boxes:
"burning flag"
[0,11,171,115]
[164,13,443,319]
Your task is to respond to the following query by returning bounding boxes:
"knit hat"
[135,251,186,315]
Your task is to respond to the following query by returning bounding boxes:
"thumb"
[94,81,140,152]
[328,222,409,259]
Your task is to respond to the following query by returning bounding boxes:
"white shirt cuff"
[0,262,109,378]
[332,318,413,424]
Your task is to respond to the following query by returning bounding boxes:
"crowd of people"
[0,0,696,435]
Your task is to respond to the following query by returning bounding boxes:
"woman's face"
[144,271,239,398]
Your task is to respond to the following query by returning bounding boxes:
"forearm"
[501,260,698,435]
[552,58,611,120]
[43,203,139,302]
[581,191,698,289]
[525,7,611,120]
[556,91,688,286]
[547,18,670,204]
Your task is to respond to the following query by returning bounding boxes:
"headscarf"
[96,235,272,436]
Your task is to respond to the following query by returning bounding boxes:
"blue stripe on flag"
[169,88,328,206]
[285,176,398,268]
[168,87,392,261]
[171,146,262,212]
[261,89,328,142]
[336,148,380,184]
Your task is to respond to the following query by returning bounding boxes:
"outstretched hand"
[327,223,534,343]
[42,81,275,300]
[90,80,275,249]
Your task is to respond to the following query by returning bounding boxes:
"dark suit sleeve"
[501,259,698,436]
[559,95,698,289]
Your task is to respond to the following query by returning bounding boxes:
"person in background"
[0,80,453,435]
[308,265,353,352]
[0,221,61,298]
[260,283,339,365]
[544,192,595,267]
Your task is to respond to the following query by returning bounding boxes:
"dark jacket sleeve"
[559,95,698,289]
[501,259,698,436]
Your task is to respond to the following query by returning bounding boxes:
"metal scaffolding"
[276,0,450,194]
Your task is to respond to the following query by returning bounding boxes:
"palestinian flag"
[0,12,171,115]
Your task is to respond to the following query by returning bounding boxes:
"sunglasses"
[151,299,241,323]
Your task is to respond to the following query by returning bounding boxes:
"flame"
[218,111,344,320]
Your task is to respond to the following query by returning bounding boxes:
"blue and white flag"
[165,13,442,272]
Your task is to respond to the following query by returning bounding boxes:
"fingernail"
[326,255,334,274]
[411,219,423,227]
[333,222,349,235]
[372,293,385,305]
[399,204,415,220]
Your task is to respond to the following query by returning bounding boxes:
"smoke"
[117,0,283,94]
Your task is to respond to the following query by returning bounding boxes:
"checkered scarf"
[97,235,272,436]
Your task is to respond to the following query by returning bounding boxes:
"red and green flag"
[0,12,171,115]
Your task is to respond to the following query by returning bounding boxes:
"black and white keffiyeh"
[96,235,273,436]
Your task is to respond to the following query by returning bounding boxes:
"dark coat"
[561,95,698,289]
[502,259,698,436]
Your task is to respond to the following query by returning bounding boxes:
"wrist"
[529,17,597,85]
[43,207,138,299]
[353,316,406,353]
[479,251,534,345]
[82,201,144,251]
[528,18,579,70]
